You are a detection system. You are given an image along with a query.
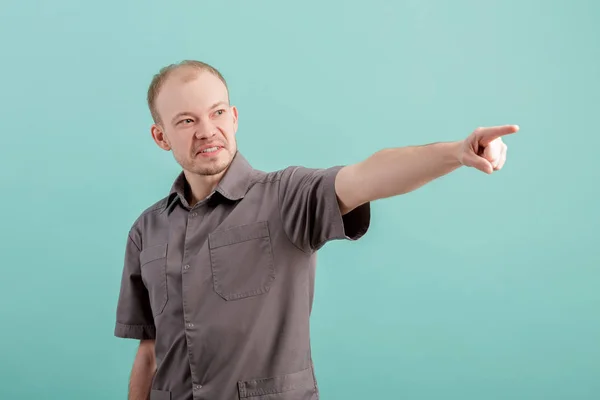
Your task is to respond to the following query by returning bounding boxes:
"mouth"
[196,145,225,157]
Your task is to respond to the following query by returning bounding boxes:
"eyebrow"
[210,101,229,110]
[171,101,229,125]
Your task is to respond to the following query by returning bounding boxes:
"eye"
[215,109,225,116]
[179,118,194,125]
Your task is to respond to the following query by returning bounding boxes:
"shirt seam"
[309,166,346,250]
[116,321,155,328]
[145,199,169,215]
[277,169,312,255]
[128,232,141,252]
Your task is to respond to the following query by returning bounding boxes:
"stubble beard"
[175,147,234,176]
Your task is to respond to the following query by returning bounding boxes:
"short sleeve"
[114,230,156,340]
[278,165,370,253]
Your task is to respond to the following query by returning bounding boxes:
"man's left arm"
[335,125,519,214]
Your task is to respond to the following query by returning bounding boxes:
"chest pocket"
[140,243,168,316]
[208,221,275,301]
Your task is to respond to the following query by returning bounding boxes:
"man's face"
[151,69,238,176]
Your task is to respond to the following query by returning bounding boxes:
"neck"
[183,170,225,207]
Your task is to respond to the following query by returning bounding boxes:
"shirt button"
[190,212,198,217]
[195,385,202,390]
[183,264,190,270]
[187,323,194,328]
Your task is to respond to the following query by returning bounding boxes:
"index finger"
[478,125,519,146]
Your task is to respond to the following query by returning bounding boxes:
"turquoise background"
[1,0,599,399]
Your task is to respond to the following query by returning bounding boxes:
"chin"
[190,151,233,176]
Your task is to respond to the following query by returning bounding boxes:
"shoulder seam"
[143,198,169,215]
[277,167,311,255]
[127,232,141,252]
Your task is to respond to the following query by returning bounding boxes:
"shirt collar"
[161,151,254,212]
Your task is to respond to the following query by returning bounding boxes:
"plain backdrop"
[1,0,599,399]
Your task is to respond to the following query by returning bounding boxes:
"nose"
[194,119,217,140]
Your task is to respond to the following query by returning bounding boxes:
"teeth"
[201,147,219,153]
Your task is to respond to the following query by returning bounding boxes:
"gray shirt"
[114,151,371,400]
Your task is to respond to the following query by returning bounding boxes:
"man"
[114,60,518,400]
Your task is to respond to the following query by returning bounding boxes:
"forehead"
[156,68,229,118]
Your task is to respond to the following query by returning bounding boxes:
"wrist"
[442,140,464,167]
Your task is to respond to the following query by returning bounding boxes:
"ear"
[151,124,171,151]
[231,105,239,135]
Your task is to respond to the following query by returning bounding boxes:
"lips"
[196,144,224,155]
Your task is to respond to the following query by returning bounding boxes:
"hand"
[458,125,519,174]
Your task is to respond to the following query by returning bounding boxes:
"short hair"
[147,60,229,124]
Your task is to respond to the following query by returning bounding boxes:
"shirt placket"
[181,202,206,396]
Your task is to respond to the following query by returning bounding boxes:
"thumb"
[463,152,494,174]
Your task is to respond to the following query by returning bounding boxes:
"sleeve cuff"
[316,166,371,248]
[114,322,156,340]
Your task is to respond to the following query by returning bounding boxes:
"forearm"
[128,345,156,400]
[336,141,463,212]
